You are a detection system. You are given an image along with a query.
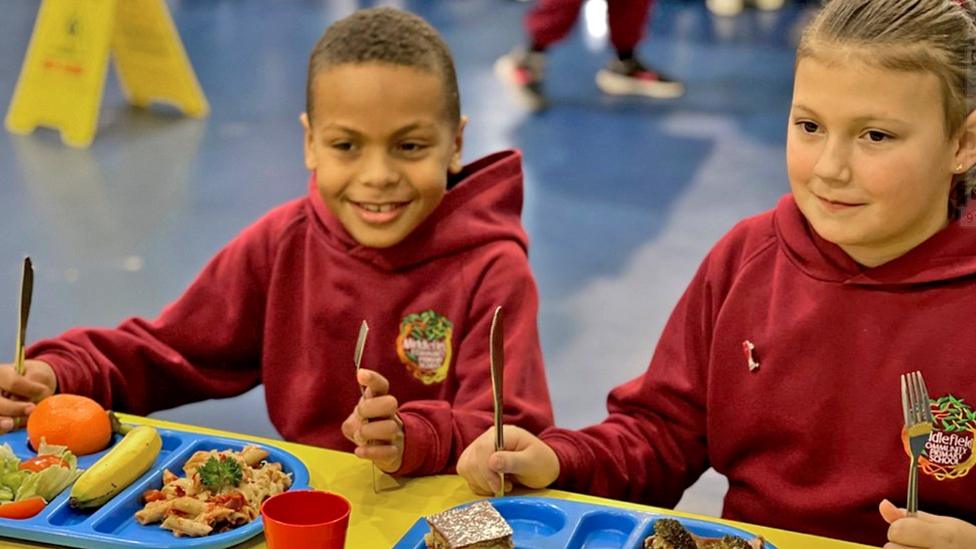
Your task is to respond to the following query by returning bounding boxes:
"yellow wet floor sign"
[5,0,209,148]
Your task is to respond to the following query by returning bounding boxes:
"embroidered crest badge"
[396,310,454,385]
[903,394,976,481]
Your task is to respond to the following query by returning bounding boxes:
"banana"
[69,425,162,509]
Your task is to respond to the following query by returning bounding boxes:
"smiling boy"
[0,8,554,477]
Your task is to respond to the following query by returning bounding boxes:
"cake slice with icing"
[424,500,514,549]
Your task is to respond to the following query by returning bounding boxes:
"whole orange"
[26,394,112,456]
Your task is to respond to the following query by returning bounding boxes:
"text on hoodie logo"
[902,394,976,481]
[396,310,453,385]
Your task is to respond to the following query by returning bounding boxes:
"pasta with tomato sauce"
[135,445,292,537]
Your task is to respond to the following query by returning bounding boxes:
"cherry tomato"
[0,496,46,519]
[142,489,166,503]
[18,455,66,473]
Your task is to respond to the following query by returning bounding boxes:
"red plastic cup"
[261,490,351,549]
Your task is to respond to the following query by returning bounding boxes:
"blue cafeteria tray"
[394,496,777,549]
[0,426,310,549]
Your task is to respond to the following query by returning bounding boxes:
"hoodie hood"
[774,194,976,286]
[306,150,528,271]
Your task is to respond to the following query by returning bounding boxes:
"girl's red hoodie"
[543,195,976,544]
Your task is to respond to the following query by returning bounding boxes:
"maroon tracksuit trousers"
[525,0,654,52]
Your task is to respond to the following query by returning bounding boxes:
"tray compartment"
[92,439,282,541]
[43,431,185,528]
[494,497,569,541]
[637,515,770,547]
[565,510,647,549]
[90,436,305,540]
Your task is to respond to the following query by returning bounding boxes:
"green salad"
[0,441,81,503]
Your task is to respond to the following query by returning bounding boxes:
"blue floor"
[0,0,817,515]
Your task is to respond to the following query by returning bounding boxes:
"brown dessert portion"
[424,500,514,549]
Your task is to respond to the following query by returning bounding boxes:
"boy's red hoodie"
[543,195,976,545]
[29,150,553,476]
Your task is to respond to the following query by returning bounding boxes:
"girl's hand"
[340,369,403,473]
[880,499,976,549]
[0,360,57,432]
[457,424,559,496]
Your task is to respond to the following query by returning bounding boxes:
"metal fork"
[900,371,934,516]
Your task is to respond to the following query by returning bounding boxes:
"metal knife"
[354,320,368,397]
[489,306,505,497]
[353,320,379,492]
[13,257,33,377]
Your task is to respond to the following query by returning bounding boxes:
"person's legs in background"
[595,0,684,98]
[707,0,786,18]
[495,0,586,110]
[496,0,685,108]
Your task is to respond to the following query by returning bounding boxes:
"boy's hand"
[0,360,57,433]
[341,369,404,473]
[880,499,976,549]
[457,425,560,496]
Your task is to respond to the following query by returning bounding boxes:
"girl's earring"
[958,164,966,173]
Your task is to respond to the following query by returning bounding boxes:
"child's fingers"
[490,446,558,490]
[457,428,527,495]
[354,443,398,463]
[357,395,398,419]
[500,424,535,450]
[359,419,402,444]
[911,510,948,523]
[488,452,509,474]
[0,362,53,403]
[341,411,364,444]
[887,517,942,548]
[0,366,25,394]
[464,477,494,497]
[881,499,944,526]
[0,365,14,389]
[357,369,389,397]
[0,417,16,433]
[481,454,504,495]
[457,434,496,494]
[473,472,513,496]
[0,399,34,420]
[481,468,513,496]
[4,376,49,402]
[879,499,906,524]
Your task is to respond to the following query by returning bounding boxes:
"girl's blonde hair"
[798,0,976,209]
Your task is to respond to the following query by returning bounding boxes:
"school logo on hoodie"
[905,394,976,481]
[396,310,453,385]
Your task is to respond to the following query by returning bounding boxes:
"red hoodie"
[29,150,554,476]
[542,195,976,545]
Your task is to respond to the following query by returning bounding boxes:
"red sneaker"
[596,58,685,99]
[494,49,548,111]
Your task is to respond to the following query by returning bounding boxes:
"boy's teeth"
[360,203,398,213]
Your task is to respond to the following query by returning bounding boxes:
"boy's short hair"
[306,8,461,124]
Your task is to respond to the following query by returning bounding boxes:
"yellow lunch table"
[1,415,876,549]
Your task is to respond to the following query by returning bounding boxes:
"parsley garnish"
[198,456,243,491]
